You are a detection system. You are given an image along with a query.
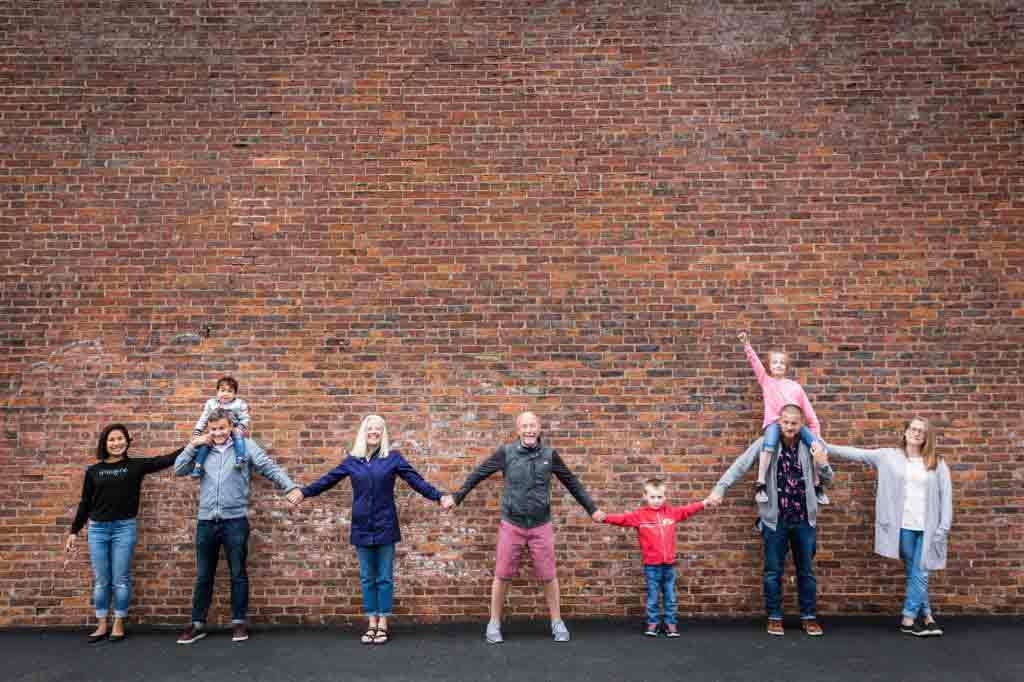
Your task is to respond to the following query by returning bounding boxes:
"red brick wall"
[1,1,1021,626]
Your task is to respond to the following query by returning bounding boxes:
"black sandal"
[373,627,389,645]
[360,628,377,644]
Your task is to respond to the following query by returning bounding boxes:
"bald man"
[449,412,603,643]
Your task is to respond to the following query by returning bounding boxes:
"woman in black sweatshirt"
[65,424,182,642]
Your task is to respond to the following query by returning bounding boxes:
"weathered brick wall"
[1,1,1021,626]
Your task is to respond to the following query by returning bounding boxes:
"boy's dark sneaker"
[922,619,943,637]
[644,623,659,637]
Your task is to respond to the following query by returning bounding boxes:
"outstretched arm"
[551,451,598,516]
[301,458,352,498]
[395,453,444,502]
[710,439,762,500]
[452,447,506,506]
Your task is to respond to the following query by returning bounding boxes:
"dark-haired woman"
[65,424,183,642]
[823,417,953,637]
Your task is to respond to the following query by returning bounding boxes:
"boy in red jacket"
[600,479,715,637]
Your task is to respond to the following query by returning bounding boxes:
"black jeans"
[191,517,250,624]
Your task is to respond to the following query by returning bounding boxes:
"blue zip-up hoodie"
[301,449,444,547]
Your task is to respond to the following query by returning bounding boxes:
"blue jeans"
[899,529,932,620]
[192,517,250,624]
[355,544,396,616]
[763,423,820,453]
[643,564,678,625]
[87,519,137,618]
[762,518,817,620]
[194,430,248,469]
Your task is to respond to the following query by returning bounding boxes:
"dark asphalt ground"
[3,617,1022,682]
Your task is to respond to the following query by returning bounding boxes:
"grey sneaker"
[552,619,570,642]
[485,621,503,644]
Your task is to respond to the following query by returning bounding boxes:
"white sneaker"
[552,619,570,642]
[485,621,503,644]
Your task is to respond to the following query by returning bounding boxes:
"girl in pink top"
[738,331,829,506]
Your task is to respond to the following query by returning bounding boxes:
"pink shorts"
[494,520,556,582]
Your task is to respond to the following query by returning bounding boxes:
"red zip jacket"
[603,501,706,565]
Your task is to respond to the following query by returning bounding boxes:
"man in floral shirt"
[708,404,833,636]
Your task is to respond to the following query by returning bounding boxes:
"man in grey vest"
[448,411,604,643]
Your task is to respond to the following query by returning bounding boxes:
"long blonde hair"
[351,414,390,460]
[900,416,939,471]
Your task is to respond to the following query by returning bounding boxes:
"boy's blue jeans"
[763,423,820,453]
[899,529,932,620]
[643,563,678,626]
[87,518,137,618]
[762,518,817,620]
[194,430,248,469]
[356,544,396,616]
[191,517,250,624]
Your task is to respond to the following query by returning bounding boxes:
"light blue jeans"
[899,528,931,620]
[87,518,137,618]
[643,564,678,626]
[355,544,396,616]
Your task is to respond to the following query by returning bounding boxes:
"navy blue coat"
[301,450,443,547]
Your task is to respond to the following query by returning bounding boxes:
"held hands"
[704,492,723,508]
[811,441,828,465]
[591,509,606,523]
[65,534,77,552]
[440,494,455,511]
[286,488,304,506]
[737,331,749,345]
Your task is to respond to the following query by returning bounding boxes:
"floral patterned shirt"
[776,438,808,524]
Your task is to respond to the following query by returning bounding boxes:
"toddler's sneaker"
[815,486,830,506]
[190,464,204,479]
[234,456,247,469]
[754,483,769,504]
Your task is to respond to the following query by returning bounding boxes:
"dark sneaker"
[754,483,769,504]
[232,623,249,642]
[665,623,680,638]
[767,618,784,636]
[234,457,246,470]
[802,619,824,637]
[922,619,943,637]
[902,620,930,637]
[644,623,659,637]
[176,624,206,645]
[815,486,830,506]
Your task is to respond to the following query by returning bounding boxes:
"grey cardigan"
[825,444,953,571]
[712,437,834,532]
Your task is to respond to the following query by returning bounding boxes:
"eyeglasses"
[906,427,927,434]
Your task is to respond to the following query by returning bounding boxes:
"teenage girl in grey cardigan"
[824,417,953,637]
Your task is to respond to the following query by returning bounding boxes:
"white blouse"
[901,457,928,531]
